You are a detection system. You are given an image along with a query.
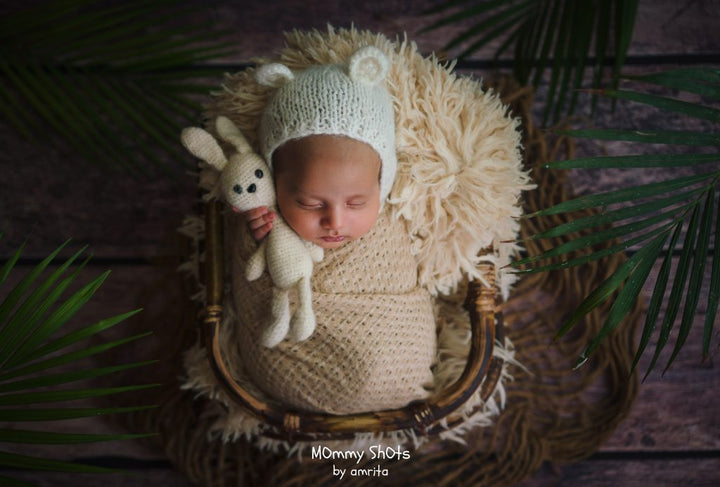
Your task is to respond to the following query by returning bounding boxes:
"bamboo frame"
[202,199,503,441]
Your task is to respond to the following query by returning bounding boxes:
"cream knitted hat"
[256,46,397,203]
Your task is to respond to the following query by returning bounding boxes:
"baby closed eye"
[296,200,324,210]
[295,200,367,210]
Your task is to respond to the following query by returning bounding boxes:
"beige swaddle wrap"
[227,208,436,414]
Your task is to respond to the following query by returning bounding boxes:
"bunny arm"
[245,239,268,282]
[306,243,324,263]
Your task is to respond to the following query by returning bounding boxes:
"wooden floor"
[1,0,719,486]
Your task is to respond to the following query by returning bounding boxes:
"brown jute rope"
[121,75,641,487]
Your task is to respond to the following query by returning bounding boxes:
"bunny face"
[181,116,279,212]
[221,152,276,212]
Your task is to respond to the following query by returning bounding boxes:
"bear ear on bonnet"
[255,63,294,88]
[348,46,389,86]
[254,45,389,88]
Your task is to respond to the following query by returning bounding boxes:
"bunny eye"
[233,184,242,194]
[255,169,263,179]
[247,183,257,193]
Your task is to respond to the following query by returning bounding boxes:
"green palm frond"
[514,67,720,377]
[420,0,638,124]
[0,238,157,484]
[0,0,233,176]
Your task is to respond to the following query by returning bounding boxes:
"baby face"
[273,135,381,249]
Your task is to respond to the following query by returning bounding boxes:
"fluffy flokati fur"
[181,26,533,449]
[205,26,533,298]
[181,117,323,347]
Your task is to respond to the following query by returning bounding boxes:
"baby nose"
[321,206,344,229]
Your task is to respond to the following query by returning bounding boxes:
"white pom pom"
[255,63,294,88]
[348,46,389,86]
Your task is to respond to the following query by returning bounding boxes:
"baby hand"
[236,206,275,241]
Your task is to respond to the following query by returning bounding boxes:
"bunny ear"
[215,116,252,154]
[348,46,389,86]
[181,127,227,171]
[255,63,294,88]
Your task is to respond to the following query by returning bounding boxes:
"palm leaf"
[546,153,719,170]
[0,429,150,444]
[626,68,720,100]
[0,384,157,406]
[704,198,720,360]
[516,67,720,376]
[514,204,692,272]
[0,239,156,484]
[526,186,702,237]
[664,189,714,372]
[573,231,669,368]
[0,0,234,176]
[1,405,156,422]
[631,224,683,374]
[644,201,703,377]
[0,330,149,382]
[0,451,118,474]
[584,89,720,122]
[0,474,39,487]
[553,240,648,338]
[516,210,685,270]
[516,224,673,275]
[420,0,639,123]
[525,172,714,217]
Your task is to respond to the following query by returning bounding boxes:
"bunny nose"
[247,184,257,193]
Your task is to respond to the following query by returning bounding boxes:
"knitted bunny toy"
[181,116,324,347]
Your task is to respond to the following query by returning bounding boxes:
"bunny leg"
[289,276,315,342]
[261,287,290,347]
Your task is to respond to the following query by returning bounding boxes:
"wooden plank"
[7,466,194,487]
[2,264,717,452]
[606,328,719,451]
[0,263,190,484]
[584,255,718,452]
[0,257,717,487]
[185,0,720,63]
[3,78,715,260]
[554,64,720,199]
[603,336,719,451]
[9,456,720,487]
[519,457,720,487]
[2,1,718,259]
[2,0,718,64]
[0,122,199,260]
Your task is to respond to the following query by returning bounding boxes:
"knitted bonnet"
[255,46,397,203]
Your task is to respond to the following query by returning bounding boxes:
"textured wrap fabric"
[228,208,436,414]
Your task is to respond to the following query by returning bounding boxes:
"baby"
[226,46,435,414]
[241,45,397,250]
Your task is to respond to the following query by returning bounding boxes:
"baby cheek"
[283,209,319,239]
[353,210,379,237]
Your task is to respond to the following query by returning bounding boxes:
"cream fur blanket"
[181,26,532,443]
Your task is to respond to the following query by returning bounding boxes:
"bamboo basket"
[202,198,505,442]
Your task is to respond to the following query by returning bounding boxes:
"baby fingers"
[252,221,274,241]
[236,206,275,241]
